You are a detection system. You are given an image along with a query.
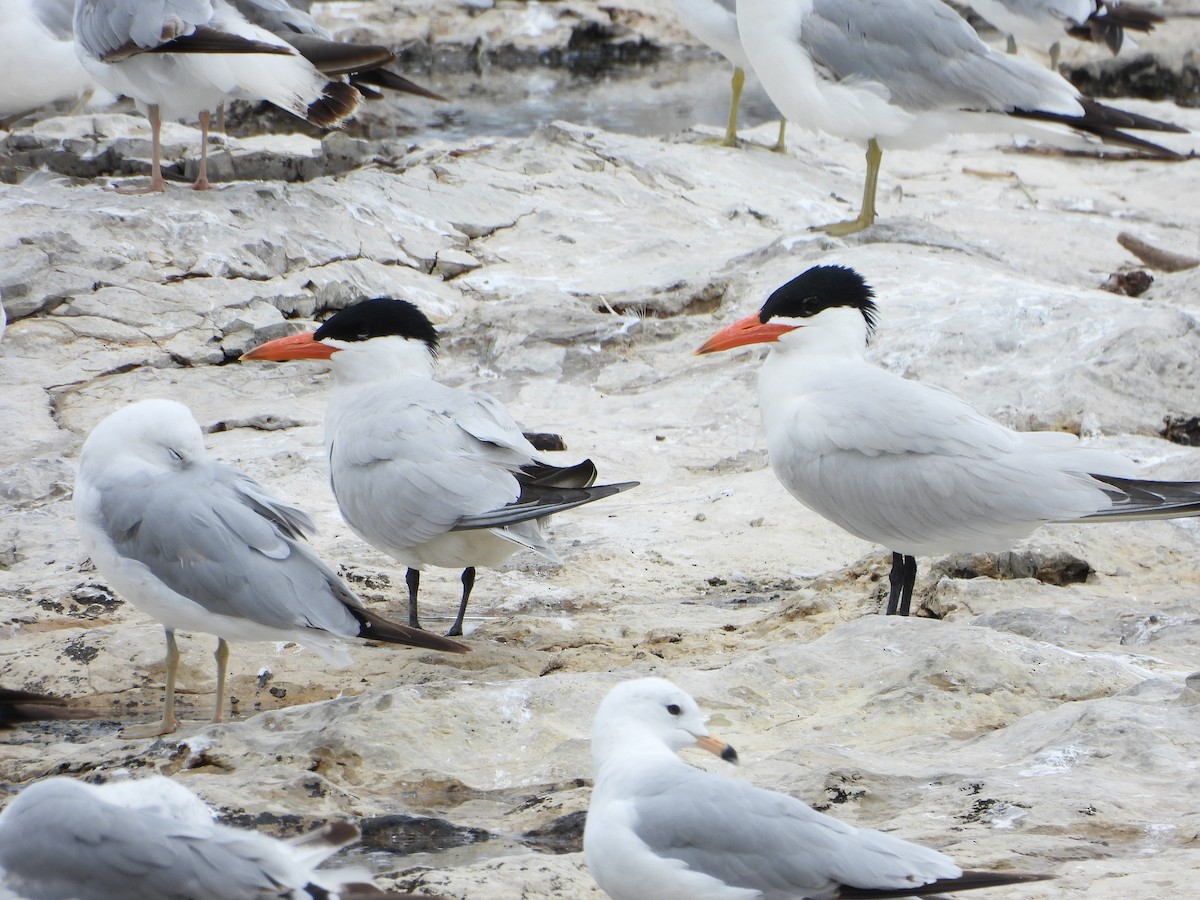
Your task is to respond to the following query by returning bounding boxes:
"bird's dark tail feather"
[285,34,394,76]
[0,687,100,727]
[1012,97,1186,159]
[1075,474,1200,523]
[306,81,360,127]
[351,69,447,102]
[1066,3,1164,56]
[453,479,638,531]
[521,458,599,489]
[144,26,295,57]
[351,606,470,653]
[839,870,1053,898]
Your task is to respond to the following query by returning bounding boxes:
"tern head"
[695,265,877,355]
[80,400,206,475]
[241,299,439,383]
[592,677,738,765]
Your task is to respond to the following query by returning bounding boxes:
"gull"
[0,0,98,126]
[242,298,639,637]
[669,0,786,150]
[966,0,1164,65]
[584,677,1052,899]
[73,0,362,193]
[0,775,440,899]
[74,399,467,738]
[734,0,1186,236]
[696,264,1200,616]
[229,0,445,103]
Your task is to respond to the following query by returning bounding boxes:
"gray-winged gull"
[734,0,1185,235]
[0,775,443,899]
[584,677,1052,899]
[74,398,468,738]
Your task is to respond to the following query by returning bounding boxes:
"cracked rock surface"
[3,3,1200,898]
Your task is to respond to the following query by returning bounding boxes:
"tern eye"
[168,448,183,461]
[666,704,681,716]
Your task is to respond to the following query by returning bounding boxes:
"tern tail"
[1074,474,1200,523]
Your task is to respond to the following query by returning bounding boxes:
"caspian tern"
[696,265,1200,616]
[967,0,1162,63]
[734,0,1185,235]
[584,678,1051,899]
[668,0,786,150]
[230,0,445,103]
[0,775,441,899]
[242,299,638,637]
[74,399,467,738]
[73,0,361,192]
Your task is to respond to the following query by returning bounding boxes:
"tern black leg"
[405,568,421,629]
[448,567,476,637]
[885,552,918,616]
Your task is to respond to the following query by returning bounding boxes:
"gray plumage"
[585,679,1052,900]
[0,776,377,899]
[75,399,465,735]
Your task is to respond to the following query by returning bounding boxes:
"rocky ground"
[2,1,1200,897]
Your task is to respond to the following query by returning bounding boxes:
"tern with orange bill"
[696,265,1200,616]
[242,299,638,637]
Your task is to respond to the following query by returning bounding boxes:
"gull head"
[593,677,738,763]
[695,264,877,356]
[80,399,206,476]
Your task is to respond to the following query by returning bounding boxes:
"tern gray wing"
[627,763,959,898]
[330,382,544,549]
[92,458,362,635]
[805,0,1072,113]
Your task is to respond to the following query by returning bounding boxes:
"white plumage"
[670,0,786,149]
[0,0,98,121]
[733,0,1183,234]
[0,776,380,899]
[74,398,466,736]
[242,298,636,637]
[73,0,360,191]
[583,678,1046,899]
[696,265,1200,614]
